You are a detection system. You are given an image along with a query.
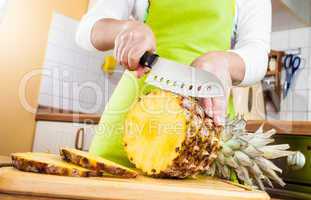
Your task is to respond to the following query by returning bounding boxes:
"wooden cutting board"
[0,167,270,200]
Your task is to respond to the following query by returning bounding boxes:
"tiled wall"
[39,13,123,114]
[268,27,311,121]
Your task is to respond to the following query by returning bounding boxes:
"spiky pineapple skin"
[124,90,295,190]
[158,100,222,178]
[11,153,100,177]
[124,91,221,178]
[60,148,137,178]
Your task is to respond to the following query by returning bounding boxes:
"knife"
[139,52,224,98]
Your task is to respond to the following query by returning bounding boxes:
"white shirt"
[76,0,271,86]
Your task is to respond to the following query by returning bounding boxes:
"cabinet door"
[33,121,96,154]
[274,135,311,185]
[81,124,97,151]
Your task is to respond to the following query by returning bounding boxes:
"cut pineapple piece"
[60,148,137,178]
[124,91,221,178]
[11,152,99,177]
[124,90,295,190]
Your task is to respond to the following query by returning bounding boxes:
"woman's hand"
[191,52,233,126]
[114,21,156,77]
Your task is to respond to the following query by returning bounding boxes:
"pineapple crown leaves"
[208,116,295,190]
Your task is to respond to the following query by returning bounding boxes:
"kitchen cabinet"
[274,135,311,185]
[268,135,311,199]
[272,0,311,31]
[33,121,97,154]
[246,121,311,199]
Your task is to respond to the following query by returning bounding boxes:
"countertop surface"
[246,120,311,136]
[35,106,100,124]
[35,107,311,135]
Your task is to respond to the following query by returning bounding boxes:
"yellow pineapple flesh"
[124,91,221,178]
[11,152,100,177]
[60,148,137,178]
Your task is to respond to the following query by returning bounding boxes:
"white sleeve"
[76,0,134,51]
[231,0,271,86]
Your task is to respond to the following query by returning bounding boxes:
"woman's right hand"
[113,21,156,76]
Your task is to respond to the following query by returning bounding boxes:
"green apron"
[89,0,236,166]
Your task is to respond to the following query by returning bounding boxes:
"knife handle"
[139,52,159,68]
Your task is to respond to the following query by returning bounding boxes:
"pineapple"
[11,152,100,177]
[60,148,137,178]
[124,90,294,189]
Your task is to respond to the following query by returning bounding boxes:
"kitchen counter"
[35,106,100,124]
[35,106,311,136]
[246,120,311,136]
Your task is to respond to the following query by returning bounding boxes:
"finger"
[200,98,213,118]
[128,46,145,70]
[120,44,131,68]
[212,97,226,126]
[113,36,120,61]
[119,33,133,68]
[115,35,127,65]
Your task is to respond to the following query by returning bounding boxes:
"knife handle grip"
[139,52,159,68]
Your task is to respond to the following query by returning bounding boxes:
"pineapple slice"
[60,148,137,178]
[11,152,100,177]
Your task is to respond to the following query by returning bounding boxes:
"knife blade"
[139,52,224,98]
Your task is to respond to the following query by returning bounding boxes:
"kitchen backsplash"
[39,13,123,114]
[268,27,311,121]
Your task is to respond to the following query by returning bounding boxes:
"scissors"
[283,54,301,98]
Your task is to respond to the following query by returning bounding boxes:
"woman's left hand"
[191,52,233,126]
